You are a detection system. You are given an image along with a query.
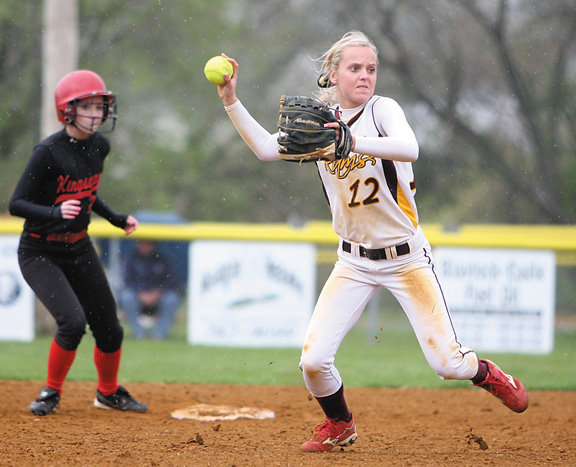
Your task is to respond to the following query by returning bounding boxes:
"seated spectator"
[118,240,181,339]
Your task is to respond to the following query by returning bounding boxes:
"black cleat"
[29,386,60,416]
[94,385,148,413]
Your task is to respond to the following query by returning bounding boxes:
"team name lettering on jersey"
[56,173,101,194]
[324,154,377,179]
[54,173,102,208]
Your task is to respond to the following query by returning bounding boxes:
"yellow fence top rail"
[1,217,575,251]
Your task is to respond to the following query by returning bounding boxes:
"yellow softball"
[204,56,233,85]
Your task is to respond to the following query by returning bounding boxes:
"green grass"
[1,311,574,390]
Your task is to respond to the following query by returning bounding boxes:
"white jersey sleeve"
[350,97,419,162]
[224,100,281,161]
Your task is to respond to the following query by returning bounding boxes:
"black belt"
[342,240,410,260]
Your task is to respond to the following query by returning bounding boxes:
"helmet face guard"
[65,95,118,133]
[55,70,117,133]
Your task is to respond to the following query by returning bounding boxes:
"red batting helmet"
[54,70,117,128]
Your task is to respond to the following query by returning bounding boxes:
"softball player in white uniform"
[216,31,527,453]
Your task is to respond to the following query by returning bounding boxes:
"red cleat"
[474,359,528,413]
[300,415,358,452]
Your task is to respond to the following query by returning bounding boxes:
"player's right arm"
[9,147,62,220]
[217,55,280,162]
[224,101,280,161]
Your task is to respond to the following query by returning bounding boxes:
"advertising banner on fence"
[433,247,556,354]
[0,236,35,341]
[188,241,316,347]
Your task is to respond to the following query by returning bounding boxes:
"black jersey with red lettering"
[9,129,126,249]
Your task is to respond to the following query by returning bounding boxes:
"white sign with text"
[0,236,35,341]
[188,241,316,347]
[433,247,555,354]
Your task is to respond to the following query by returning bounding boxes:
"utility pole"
[35,0,79,335]
[42,0,78,138]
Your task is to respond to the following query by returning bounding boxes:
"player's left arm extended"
[352,97,419,162]
[92,196,128,229]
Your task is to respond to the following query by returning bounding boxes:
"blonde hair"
[315,31,379,105]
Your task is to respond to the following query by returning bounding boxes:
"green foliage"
[1,1,575,225]
[0,2,42,163]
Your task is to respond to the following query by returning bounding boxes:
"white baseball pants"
[300,227,479,397]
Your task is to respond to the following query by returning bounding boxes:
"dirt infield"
[1,381,574,466]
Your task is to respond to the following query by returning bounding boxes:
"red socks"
[46,339,76,393]
[94,347,121,396]
[44,340,121,396]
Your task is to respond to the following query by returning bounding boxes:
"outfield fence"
[2,217,575,260]
[2,217,576,325]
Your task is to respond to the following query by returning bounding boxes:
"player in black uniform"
[9,70,147,415]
